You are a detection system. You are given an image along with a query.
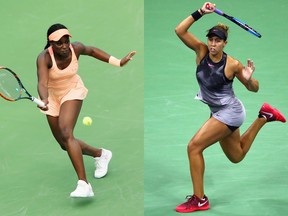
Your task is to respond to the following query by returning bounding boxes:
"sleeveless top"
[40,44,87,116]
[195,52,235,106]
[47,44,81,97]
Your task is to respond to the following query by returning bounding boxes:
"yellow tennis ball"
[83,116,92,126]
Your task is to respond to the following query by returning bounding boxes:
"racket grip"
[214,8,224,15]
[205,3,223,15]
[32,97,46,108]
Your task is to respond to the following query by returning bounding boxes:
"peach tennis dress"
[41,44,88,116]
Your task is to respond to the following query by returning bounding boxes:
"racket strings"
[0,71,22,100]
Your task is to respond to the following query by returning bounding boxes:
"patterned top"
[195,52,235,106]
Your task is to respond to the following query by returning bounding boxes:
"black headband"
[206,27,227,41]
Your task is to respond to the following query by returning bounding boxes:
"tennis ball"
[82,116,92,126]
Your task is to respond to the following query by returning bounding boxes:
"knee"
[53,135,67,151]
[230,157,244,164]
[187,138,203,155]
[59,144,67,151]
[229,158,242,164]
[55,138,67,151]
[58,126,74,146]
[227,155,244,164]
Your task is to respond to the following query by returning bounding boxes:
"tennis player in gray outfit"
[174,2,286,213]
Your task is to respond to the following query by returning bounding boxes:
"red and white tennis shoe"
[175,194,210,213]
[259,103,286,123]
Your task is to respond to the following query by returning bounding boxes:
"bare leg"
[46,100,98,182]
[187,117,232,198]
[76,139,102,157]
[188,115,267,198]
[47,117,102,158]
[220,117,266,163]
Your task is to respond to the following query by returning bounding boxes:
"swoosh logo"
[261,111,273,118]
[198,200,208,207]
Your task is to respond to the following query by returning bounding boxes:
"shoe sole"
[70,191,94,198]
[175,206,210,213]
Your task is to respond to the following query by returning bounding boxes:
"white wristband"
[108,56,121,67]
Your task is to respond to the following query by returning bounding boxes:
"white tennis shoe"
[70,180,94,198]
[94,148,112,178]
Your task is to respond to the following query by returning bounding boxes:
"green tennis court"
[0,0,143,215]
[144,0,288,215]
[1,0,288,215]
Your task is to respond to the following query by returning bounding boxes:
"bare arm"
[175,2,215,64]
[72,42,136,67]
[36,51,50,110]
[175,15,203,51]
[235,59,259,92]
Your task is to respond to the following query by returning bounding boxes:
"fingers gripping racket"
[206,4,262,38]
[0,67,45,107]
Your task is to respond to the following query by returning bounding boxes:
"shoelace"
[95,159,103,169]
[184,195,197,207]
[95,155,108,169]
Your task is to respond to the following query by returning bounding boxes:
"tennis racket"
[0,67,45,107]
[206,4,262,38]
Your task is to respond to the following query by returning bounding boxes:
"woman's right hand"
[201,2,216,14]
[38,99,49,111]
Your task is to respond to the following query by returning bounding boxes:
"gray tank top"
[195,52,235,106]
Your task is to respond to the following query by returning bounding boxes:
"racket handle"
[205,3,223,15]
[214,8,223,15]
[32,97,46,108]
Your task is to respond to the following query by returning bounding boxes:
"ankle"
[258,114,266,120]
[194,193,205,199]
[79,179,88,184]
[94,149,102,158]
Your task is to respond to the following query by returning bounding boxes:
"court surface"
[0,0,143,215]
[144,0,288,215]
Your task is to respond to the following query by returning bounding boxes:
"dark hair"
[44,23,68,50]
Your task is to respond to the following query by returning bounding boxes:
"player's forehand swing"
[174,1,286,213]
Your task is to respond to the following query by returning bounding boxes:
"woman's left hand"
[120,51,136,66]
[242,59,255,81]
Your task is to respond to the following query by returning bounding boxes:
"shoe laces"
[95,159,104,169]
[184,195,197,207]
[95,155,107,169]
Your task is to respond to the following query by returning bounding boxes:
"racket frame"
[205,4,262,38]
[0,67,45,107]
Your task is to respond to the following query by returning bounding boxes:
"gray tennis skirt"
[209,98,246,128]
